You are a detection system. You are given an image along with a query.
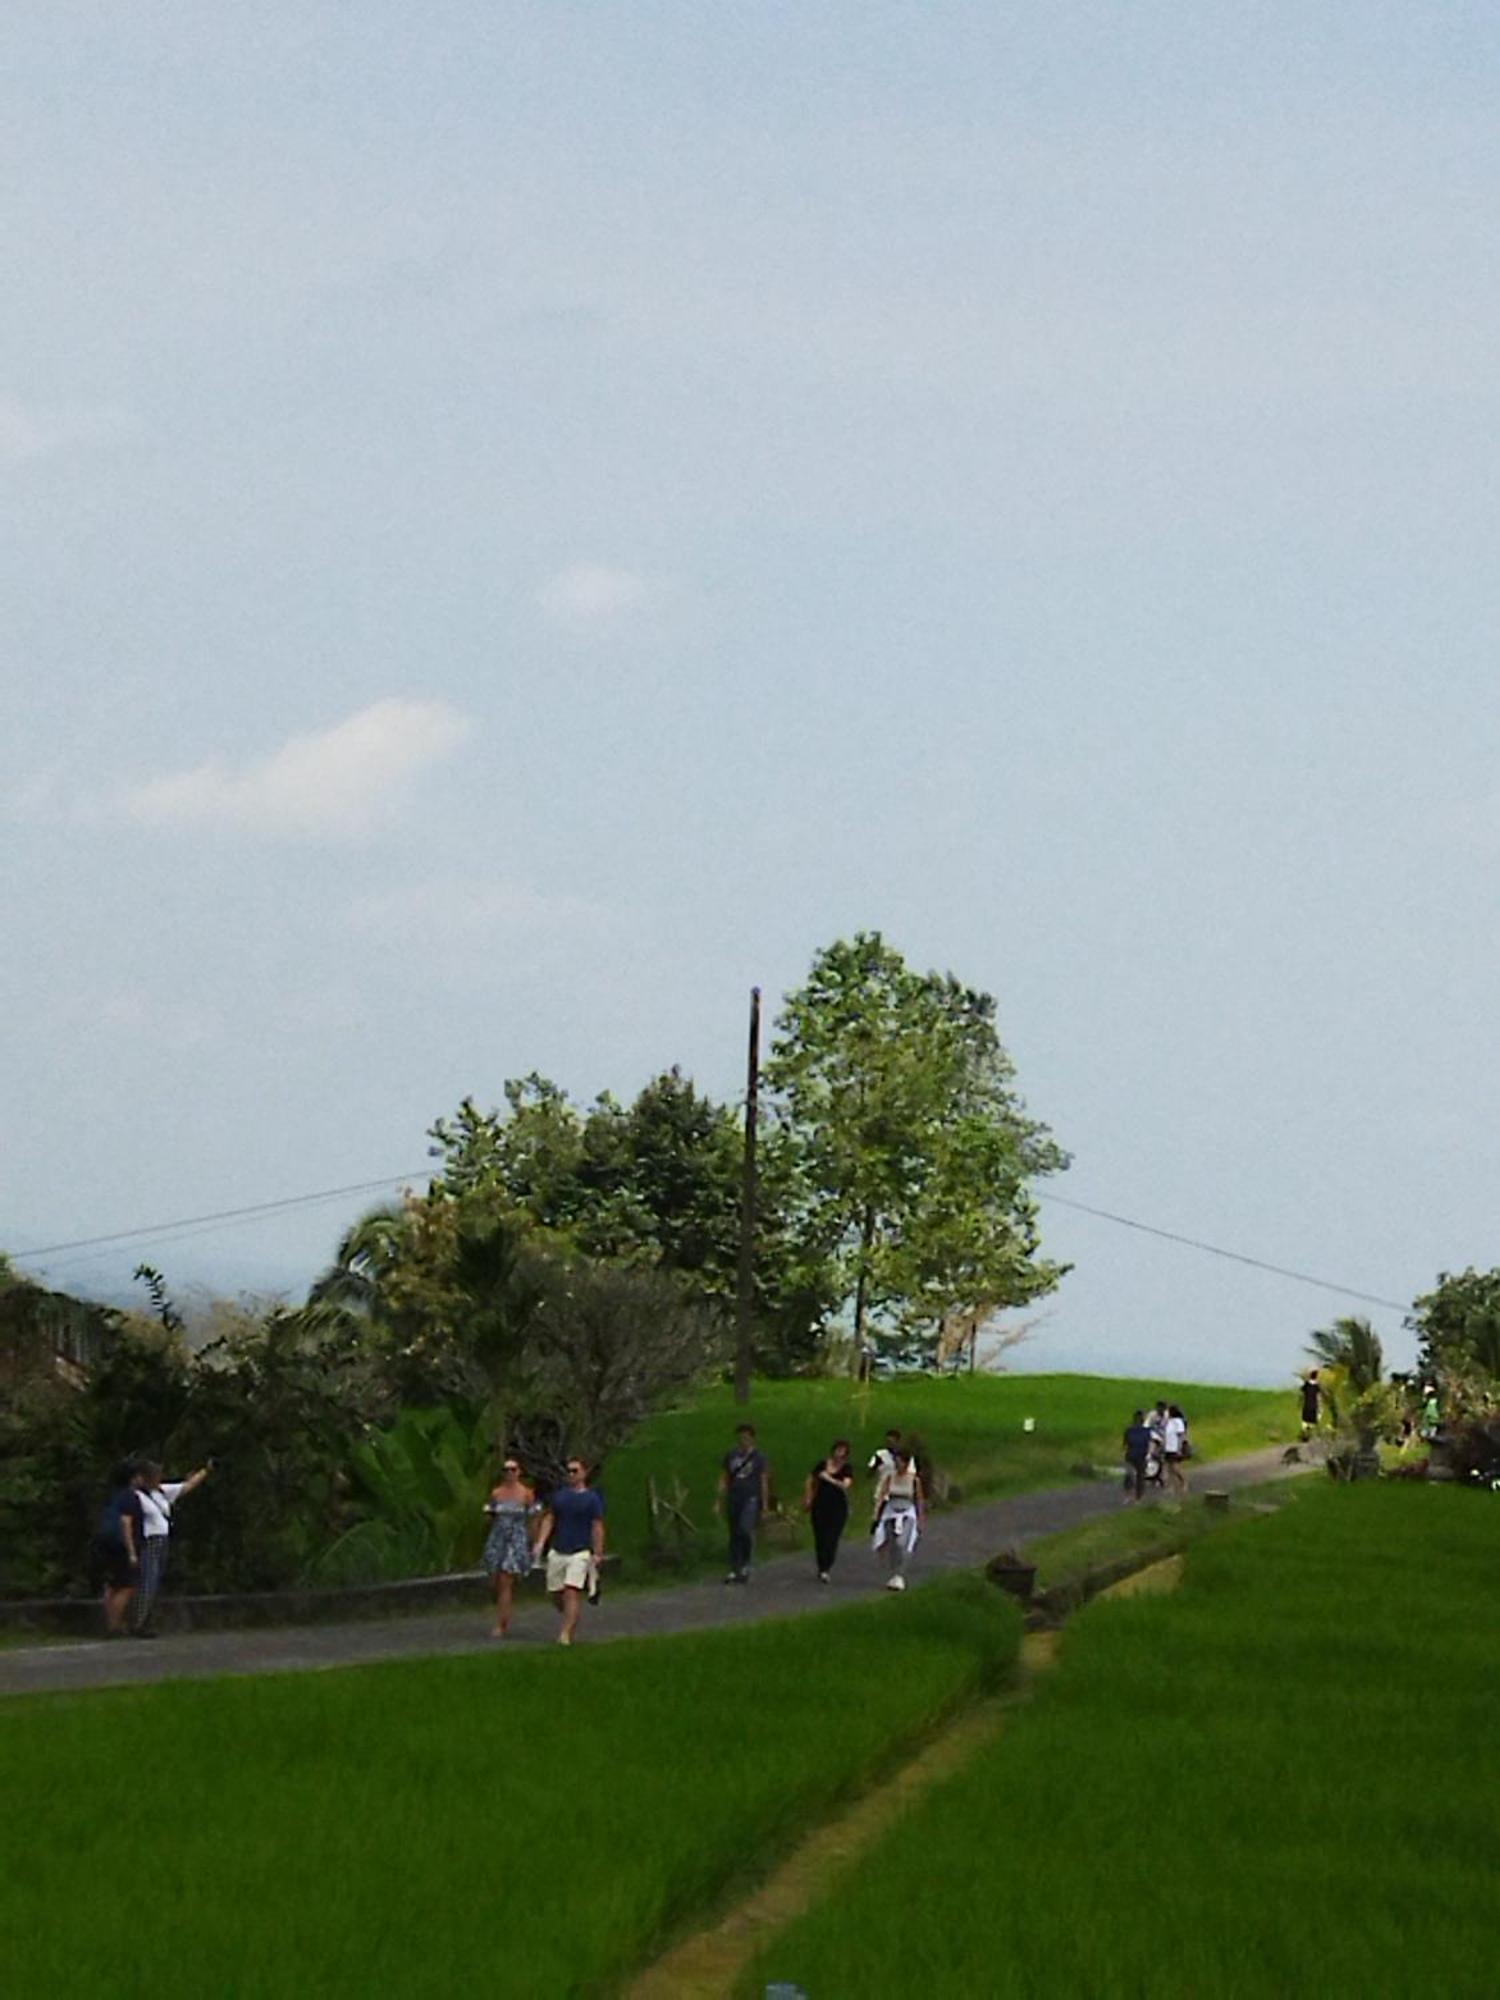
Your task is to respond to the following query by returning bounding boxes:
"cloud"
[346,877,606,941]
[122,697,470,840]
[537,562,657,636]
[0,394,136,464]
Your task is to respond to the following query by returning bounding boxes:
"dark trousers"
[728,1496,760,1575]
[812,1503,847,1573]
[1123,1458,1148,1500]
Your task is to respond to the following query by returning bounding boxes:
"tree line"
[0,934,1070,1595]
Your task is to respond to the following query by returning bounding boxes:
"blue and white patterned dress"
[483,1496,537,1576]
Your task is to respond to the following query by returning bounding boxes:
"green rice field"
[747,1482,1500,1998]
[603,1371,1293,1574]
[0,1573,1018,1997]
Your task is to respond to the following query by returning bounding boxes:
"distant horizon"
[5,5,1487,1400]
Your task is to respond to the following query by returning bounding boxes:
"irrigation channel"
[629,1555,1189,1998]
[0,1447,1301,1699]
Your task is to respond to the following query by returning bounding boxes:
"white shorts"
[546,1549,595,1594]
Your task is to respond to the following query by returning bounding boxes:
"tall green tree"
[1410,1268,1500,1390]
[429,1071,746,1294]
[763,933,1069,1364]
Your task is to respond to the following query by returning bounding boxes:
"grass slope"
[747,1483,1500,1998]
[0,1575,1019,1998]
[604,1373,1292,1575]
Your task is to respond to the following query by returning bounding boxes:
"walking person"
[482,1455,539,1639]
[1299,1370,1322,1440]
[716,1423,769,1584]
[871,1446,925,1592]
[88,1461,145,1638]
[803,1439,854,1582]
[534,1456,605,1646]
[1162,1404,1190,1495]
[133,1458,213,1634]
[866,1428,903,1519]
[1122,1410,1153,1504]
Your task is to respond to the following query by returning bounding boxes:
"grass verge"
[1023,1476,1306,1597]
[0,1573,1019,1998]
[745,1482,1500,1998]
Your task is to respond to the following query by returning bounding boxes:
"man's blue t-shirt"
[550,1485,604,1554]
[1123,1424,1153,1464]
[96,1486,144,1546]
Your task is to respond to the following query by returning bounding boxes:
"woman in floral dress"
[482,1457,539,1638]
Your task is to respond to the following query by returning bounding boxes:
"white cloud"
[0,394,136,464]
[122,697,470,840]
[346,877,605,940]
[537,562,656,636]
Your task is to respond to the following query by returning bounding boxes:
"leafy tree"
[763,933,1069,1365]
[1410,1268,1500,1396]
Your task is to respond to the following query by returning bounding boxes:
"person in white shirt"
[1161,1407,1189,1495]
[871,1447,925,1591]
[866,1429,903,1523]
[133,1459,212,1635]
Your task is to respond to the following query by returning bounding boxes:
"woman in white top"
[871,1447,925,1592]
[133,1458,212,1634]
[1162,1406,1189,1495]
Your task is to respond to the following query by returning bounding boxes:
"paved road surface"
[0,1447,1298,1700]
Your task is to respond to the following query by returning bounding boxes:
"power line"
[1038,1191,1410,1313]
[10,1166,1411,1317]
[12,1174,427,1263]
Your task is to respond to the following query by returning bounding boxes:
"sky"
[5,3,1498,1387]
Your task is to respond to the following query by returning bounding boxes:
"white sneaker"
[818,1571,830,1584]
[886,1575,906,1592]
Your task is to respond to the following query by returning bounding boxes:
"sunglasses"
[503,1463,521,1474]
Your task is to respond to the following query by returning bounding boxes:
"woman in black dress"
[803,1438,854,1582]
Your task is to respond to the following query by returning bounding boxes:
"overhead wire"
[10,1167,1411,1314]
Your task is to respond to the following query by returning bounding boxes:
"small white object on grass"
[1023,1417,1036,1433]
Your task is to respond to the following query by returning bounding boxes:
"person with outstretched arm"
[133,1458,212,1635]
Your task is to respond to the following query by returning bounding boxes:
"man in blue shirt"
[1122,1411,1154,1504]
[535,1456,606,1646]
[715,1423,770,1583]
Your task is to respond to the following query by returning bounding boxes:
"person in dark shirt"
[1122,1412,1154,1503]
[716,1424,769,1583]
[534,1456,606,1646]
[89,1461,145,1637]
[1300,1371,1321,1438]
[803,1439,854,1581]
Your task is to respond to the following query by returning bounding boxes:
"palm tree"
[1307,1315,1390,1478]
[1308,1316,1385,1396]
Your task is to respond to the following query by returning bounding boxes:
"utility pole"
[734,985,761,1406]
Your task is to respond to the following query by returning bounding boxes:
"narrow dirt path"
[628,1550,1190,1998]
[626,1631,1061,2000]
[0,1447,1284,1699]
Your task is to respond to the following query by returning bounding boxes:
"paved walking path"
[0,1447,1297,1700]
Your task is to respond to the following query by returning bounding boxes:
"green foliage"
[763,932,1069,1364]
[1306,1313,1385,1396]
[1411,1268,1500,1409]
[311,1406,494,1584]
[1,1576,1019,1997]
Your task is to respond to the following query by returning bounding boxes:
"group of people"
[480,1421,931,1648]
[1121,1400,1191,1500]
[482,1453,605,1645]
[718,1421,927,1592]
[88,1456,213,1636]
